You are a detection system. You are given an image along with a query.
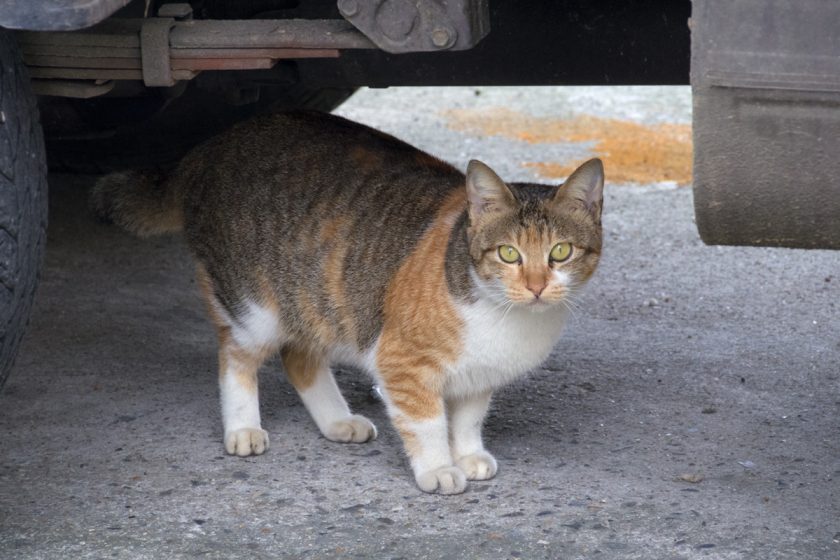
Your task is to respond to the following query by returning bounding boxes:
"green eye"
[498,245,521,264]
[550,242,573,262]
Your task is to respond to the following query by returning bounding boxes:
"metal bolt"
[338,0,359,17]
[157,3,193,20]
[0,111,5,125]
[375,0,417,41]
[431,28,453,48]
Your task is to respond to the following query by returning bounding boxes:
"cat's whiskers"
[499,300,516,324]
[471,279,515,318]
[562,291,585,311]
[556,288,588,320]
[472,295,515,322]
[559,298,580,320]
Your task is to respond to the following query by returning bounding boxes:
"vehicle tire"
[0,31,48,390]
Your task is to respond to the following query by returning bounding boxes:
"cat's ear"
[466,160,516,222]
[554,158,604,222]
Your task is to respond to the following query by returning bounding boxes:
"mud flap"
[691,0,840,249]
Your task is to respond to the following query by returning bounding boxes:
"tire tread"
[0,31,48,390]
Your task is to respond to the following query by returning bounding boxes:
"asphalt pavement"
[1,86,838,559]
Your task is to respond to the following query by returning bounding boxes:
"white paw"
[324,415,378,443]
[456,450,498,481]
[225,428,269,457]
[415,466,468,495]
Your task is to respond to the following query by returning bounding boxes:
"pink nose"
[527,284,546,298]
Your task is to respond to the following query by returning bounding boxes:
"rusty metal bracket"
[337,0,490,53]
[16,18,375,95]
[140,17,176,87]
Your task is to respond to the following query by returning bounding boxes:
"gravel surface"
[1,86,838,559]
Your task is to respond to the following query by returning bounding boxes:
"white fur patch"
[286,349,377,443]
[296,364,352,432]
[230,300,284,351]
[445,298,569,398]
[448,391,492,459]
[329,343,379,373]
[220,365,261,434]
[399,415,452,474]
[551,269,572,287]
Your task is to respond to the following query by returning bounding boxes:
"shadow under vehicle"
[0,0,837,389]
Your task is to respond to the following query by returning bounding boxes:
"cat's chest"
[445,300,569,397]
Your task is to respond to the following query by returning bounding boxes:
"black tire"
[0,31,48,390]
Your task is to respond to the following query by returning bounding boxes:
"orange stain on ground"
[443,107,692,185]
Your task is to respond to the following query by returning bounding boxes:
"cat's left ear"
[553,158,604,222]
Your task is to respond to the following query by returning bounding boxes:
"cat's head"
[465,158,604,311]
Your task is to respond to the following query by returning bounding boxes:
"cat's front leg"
[448,391,498,481]
[379,374,467,495]
[391,408,467,495]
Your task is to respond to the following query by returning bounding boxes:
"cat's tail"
[90,169,184,237]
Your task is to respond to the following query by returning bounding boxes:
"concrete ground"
[1,87,838,559]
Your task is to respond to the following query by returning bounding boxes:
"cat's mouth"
[524,297,553,312]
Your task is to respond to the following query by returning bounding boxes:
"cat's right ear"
[466,160,516,223]
[555,158,604,223]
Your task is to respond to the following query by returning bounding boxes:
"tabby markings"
[320,215,357,344]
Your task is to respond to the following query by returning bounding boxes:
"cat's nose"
[527,284,546,298]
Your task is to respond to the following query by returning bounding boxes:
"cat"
[91,110,604,495]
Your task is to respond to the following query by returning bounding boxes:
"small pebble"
[368,385,384,403]
[678,473,704,484]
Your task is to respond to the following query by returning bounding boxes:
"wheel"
[0,31,48,390]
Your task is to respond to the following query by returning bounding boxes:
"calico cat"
[92,111,604,495]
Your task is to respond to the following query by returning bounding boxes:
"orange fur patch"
[443,107,692,185]
[317,216,358,343]
[377,189,467,420]
[297,201,330,253]
[297,289,337,347]
[518,230,551,295]
[392,416,423,458]
[349,145,383,172]
[281,346,323,391]
[255,271,280,312]
[195,263,225,331]
[319,215,346,244]
[224,348,263,393]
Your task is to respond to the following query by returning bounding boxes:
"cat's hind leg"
[282,346,377,443]
[196,265,274,456]
[218,337,271,456]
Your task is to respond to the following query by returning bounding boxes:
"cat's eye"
[498,245,521,264]
[550,242,573,263]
